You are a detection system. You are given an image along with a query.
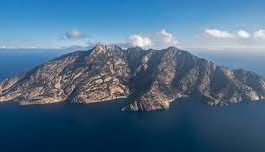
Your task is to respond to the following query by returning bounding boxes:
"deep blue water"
[1,50,265,152]
[0,49,64,81]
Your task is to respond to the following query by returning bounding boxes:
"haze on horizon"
[0,0,265,53]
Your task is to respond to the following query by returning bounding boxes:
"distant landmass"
[0,43,264,111]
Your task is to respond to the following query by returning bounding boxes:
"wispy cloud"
[65,29,85,40]
[193,28,265,51]
[205,29,252,39]
[254,29,265,39]
[205,29,235,39]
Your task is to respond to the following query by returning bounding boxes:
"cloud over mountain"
[125,29,179,49]
[65,29,85,40]
[58,28,265,51]
[128,35,152,48]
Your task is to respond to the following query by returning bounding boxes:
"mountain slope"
[0,43,265,111]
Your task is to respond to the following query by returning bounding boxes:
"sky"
[0,0,265,52]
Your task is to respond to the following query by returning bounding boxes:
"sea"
[0,49,265,152]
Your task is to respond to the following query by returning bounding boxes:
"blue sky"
[0,0,265,50]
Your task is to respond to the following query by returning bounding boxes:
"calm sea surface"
[0,49,265,152]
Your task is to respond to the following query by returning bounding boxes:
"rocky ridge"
[0,43,265,111]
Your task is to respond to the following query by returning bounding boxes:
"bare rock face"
[0,43,130,105]
[0,43,265,111]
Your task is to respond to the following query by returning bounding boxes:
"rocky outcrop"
[0,43,265,111]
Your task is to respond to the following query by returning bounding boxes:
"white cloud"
[205,29,252,40]
[199,28,265,50]
[126,29,180,49]
[205,29,235,38]
[237,30,250,39]
[128,35,152,47]
[65,29,85,40]
[154,29,180,47]
[254,29,265,39]
[159,29,179,45]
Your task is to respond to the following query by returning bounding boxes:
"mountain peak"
[90,43,117,56]
[93,42,108,50]
[167,46,180,50]
[92,42,121,52]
